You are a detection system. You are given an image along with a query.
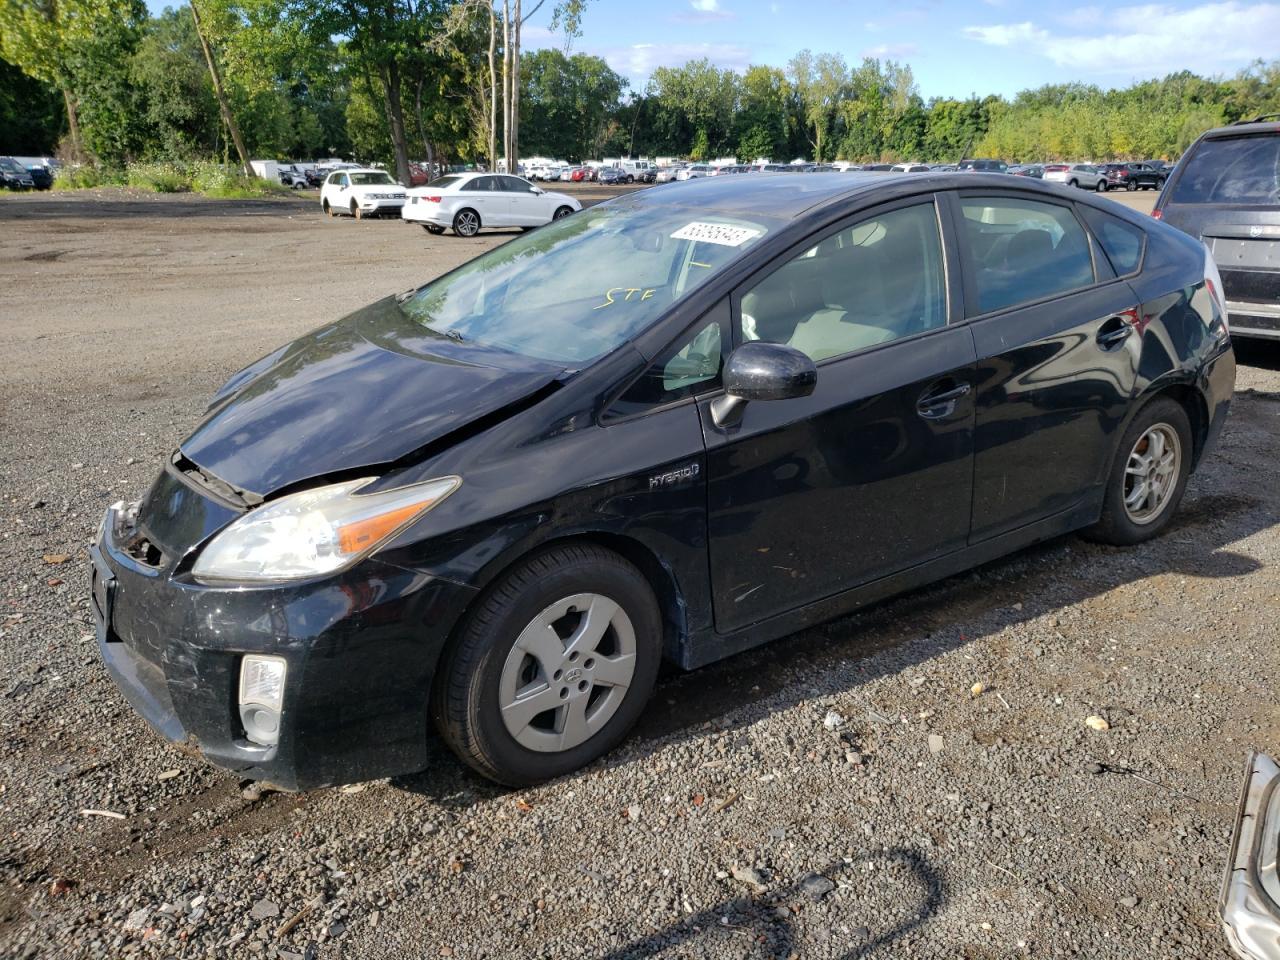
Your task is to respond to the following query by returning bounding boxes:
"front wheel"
[453,208,480,237]
[351,199,362,219]
[432,544,662,785]
[1084,397,1192,546]
[553,205,574,221]
[1096,179,1107,192]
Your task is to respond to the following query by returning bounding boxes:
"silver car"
[1043,163,1109,191]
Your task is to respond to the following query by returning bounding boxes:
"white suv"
[1043,163,1109,192]
[320,168,406,218]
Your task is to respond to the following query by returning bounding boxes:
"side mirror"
[530,186,543,195]
[710,341,816,428]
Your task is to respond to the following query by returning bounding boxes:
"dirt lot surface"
[1,184,1278,960]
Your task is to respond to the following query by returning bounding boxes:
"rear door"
[1159,132,1280,338]
[950,190,1143,541]
[700,196,977,633]
[460,176,511,225]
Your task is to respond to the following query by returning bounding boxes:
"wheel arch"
[1150,381,1211,469]
[433,530,691,684]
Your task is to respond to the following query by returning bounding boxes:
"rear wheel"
[1127,179,1137,191]
[1096,179,1107,192]
[322,199,334,217]
[422,224,445,235]
[1085,397,1192,545]
[453,208,480,237]
[432,544,662,785]
[1068,179,1078,188]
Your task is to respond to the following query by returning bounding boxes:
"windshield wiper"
[442,329,467,343]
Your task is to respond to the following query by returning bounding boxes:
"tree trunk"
[379,61,413,186]
[510,0,521,166]
[487,5,498,170]
[502,0,512,172]
[189,0,252,178]
[60,87,83,160]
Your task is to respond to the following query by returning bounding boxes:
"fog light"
[239,655,286,746]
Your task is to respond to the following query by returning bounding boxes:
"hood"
[181,297,563,497]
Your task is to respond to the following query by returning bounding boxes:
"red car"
[570,166,589,182]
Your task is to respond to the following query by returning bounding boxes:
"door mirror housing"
[710,341,817,428]
[530,186,544,195]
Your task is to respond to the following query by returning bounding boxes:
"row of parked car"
[0,156,54,190]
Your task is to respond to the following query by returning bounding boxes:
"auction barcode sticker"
[670,222,761,247]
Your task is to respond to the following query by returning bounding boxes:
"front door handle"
[917,381,971,420]
[1096,316,1133,350]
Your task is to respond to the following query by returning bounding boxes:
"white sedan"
[320,168,406,219]
[401,172,580,237]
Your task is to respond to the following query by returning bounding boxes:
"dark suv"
[1154,115,1280,342]
[1103,162,1166,191]
[958,158,1008,173]
[0,157,35,190]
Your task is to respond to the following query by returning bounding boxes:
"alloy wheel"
[497,593,637,753]
[1123,423,1182,525]
[455,210,479,236]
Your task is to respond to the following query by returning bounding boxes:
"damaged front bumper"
[89,493,475,790]
[1222,751,1280,959]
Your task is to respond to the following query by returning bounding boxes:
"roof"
[1203,118,1280,139]
[612,170,1063,219]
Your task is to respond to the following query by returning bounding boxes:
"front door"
[951,191,1143,540]
[700,198,978,633]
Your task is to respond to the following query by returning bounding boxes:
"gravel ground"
[1,187,1278,960]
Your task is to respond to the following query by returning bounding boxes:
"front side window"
[960,197,1094,314]
[501,176,533,193]
[736,202,947,363]
[1171,134,1280,204]
[400,201,778,364]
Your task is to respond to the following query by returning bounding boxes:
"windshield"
[1,158,25,173]
[351,172,395,186]
[1171,135,1280,204]
[400,201,779,364]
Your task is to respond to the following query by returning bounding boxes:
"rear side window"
[1171,135,1280,203]
[961,197,1095,314]
[1079,206,1145,275]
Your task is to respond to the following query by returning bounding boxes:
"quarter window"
[1079,206,1145,275]
[960,197,1094,314]
[736,203,947,363]
[609,315,724,417]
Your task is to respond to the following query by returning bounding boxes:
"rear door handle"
[1096,316,1133,350]
[917,381,971,420]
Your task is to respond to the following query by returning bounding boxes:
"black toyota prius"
[91,173,1236,788]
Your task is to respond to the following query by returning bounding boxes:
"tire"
[626,175,634,184]
[1127,179,1137,191]
[553,205,573,221]
[422,224,445,235]
[1157,176,1166,189]
[432,544,662,785]
[1068,179,1078,188]
[350,199,361,220]
[1084,397,1192,546]
[453,208,480,237]
[322,199,333,217]
[1095,179,1107,192]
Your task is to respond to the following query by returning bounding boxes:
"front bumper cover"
[1221,751,1280,959]
[90,498,475,790]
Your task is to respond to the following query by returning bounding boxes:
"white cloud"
[861,42,920,59]
[963,2,1280,74]
[593,42,753,82]
[690,0,719,10]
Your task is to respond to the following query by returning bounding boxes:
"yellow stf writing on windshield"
[594,287,657,309]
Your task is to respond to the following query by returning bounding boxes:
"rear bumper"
[90,502,476,790]
[1227,299,1280,340]
[401,201,450,226]
[1221,752,1280,959]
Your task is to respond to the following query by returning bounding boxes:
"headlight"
[191,476,460,582]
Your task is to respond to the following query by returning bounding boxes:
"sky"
[522,0,1280,99]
